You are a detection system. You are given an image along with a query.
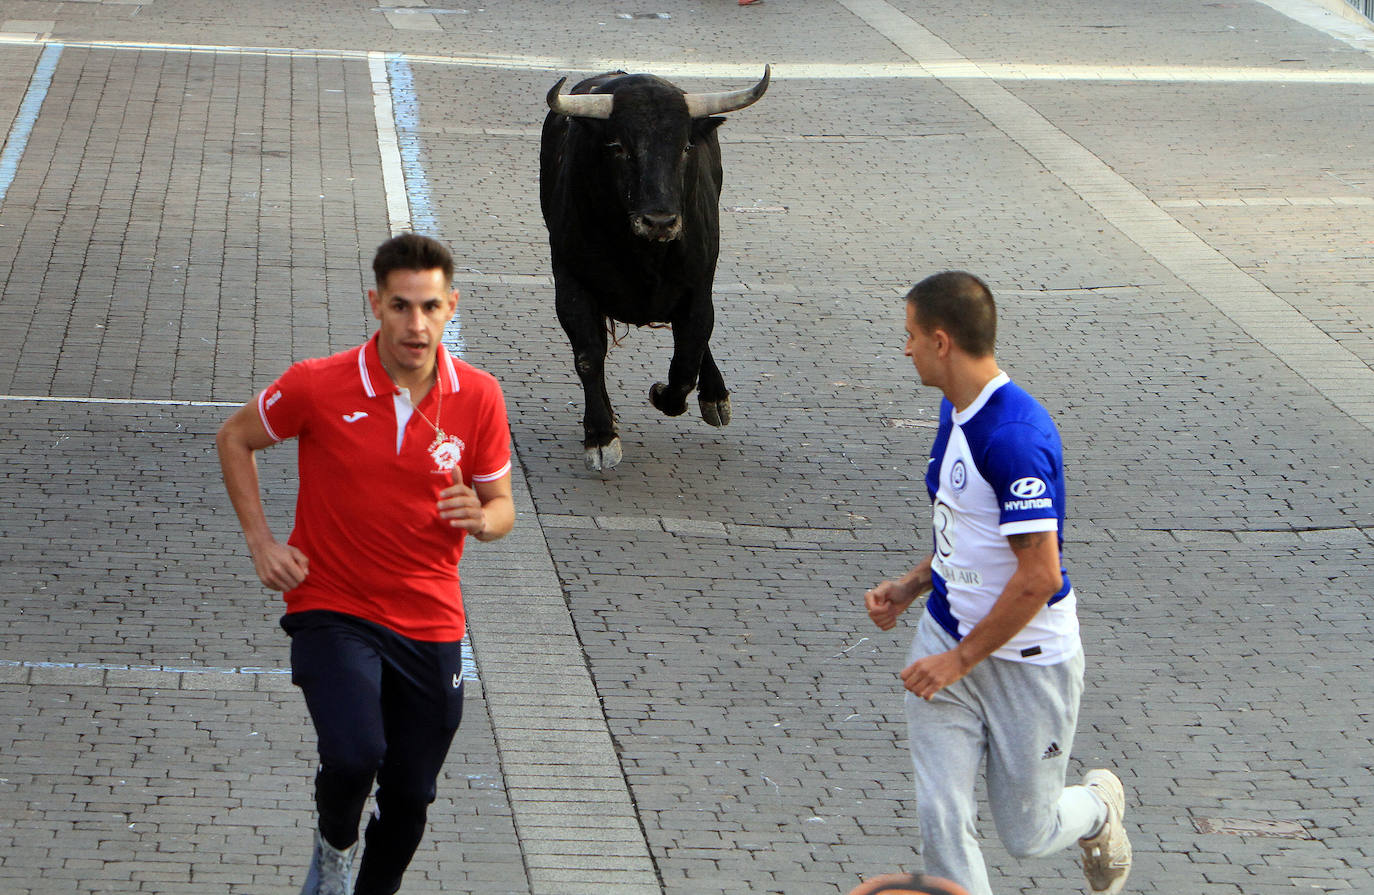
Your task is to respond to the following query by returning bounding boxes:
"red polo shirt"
[257,334,511,641]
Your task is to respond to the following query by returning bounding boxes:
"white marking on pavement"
[382,9,442,31]
[2,659,289,675]
[368,51,413,232]
[1158,196,1374,208]
[0,393,239,407]
[4,36,1374,84]
[837,0,1374,434]
[3,645,481,686]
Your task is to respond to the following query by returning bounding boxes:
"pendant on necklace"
[429,430,465,474]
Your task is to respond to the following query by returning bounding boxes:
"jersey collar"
[952,370,1010,425]
[357,333,461,399]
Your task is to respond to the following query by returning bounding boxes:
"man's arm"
[216,402,310,591]
[437,471,514,542]
[865,554,934,631]
[899,529,1062,700]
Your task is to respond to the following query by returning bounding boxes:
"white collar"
[952,371,1009,425]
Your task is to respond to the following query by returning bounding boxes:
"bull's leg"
[650,306,717,421]
[648,327,701,419]
[696,344,731,427]
[556,287,622,471]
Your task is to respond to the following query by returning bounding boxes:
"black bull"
[539,67,770,471]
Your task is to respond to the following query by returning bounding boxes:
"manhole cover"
[1192,817,1312,839]
[723,205,788,214]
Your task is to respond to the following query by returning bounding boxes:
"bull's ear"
[692,117,727,138]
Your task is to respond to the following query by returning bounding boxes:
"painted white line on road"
[0,393,240,407]
[368,51,413,233]
[2,646,481,686]
[3,36,1374,84]
[0,43,61,206]
[1159,196,1374,207]
[3,659,289,675]
[838,0,1374,435]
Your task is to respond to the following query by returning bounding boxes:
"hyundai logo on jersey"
[1009,477,1046,498]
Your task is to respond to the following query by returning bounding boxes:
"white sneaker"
[300,829,356,895]
[1079,769,1132,894]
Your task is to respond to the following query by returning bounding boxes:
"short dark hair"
[372,233,454,289]
[905,271,996,357]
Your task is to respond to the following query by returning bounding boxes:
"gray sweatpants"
[905,610,1104,895]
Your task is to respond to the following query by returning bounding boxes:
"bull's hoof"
[649,382,688,417]
[584,438,622,472]
[700,394,732,427]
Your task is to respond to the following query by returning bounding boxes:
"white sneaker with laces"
[1079,769,1132,894]
[300,829,356,895]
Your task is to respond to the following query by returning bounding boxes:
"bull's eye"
[683,141,694,154]
[606,140,627,157]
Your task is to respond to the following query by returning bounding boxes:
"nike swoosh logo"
[342,411,368,423]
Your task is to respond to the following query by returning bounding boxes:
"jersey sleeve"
[979,421,1063,535]
[257,360,313,443]
[469,376,512,483]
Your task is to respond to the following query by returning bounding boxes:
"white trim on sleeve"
[257,389,283,442]
[471,460,512,483]
[1000,518,1058,536]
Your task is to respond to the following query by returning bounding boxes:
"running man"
[217,233,514,895]
[864,271,1131,895]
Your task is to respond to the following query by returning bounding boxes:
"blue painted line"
[0,43,63,206]
[384,53,466,358]
[385,54,438,235]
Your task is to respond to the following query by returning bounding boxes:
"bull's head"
[548,67,771,242]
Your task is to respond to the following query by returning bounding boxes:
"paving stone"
[1,2,1372,894]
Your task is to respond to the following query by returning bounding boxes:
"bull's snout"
[631,211,683,242]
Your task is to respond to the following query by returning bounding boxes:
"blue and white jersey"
[924,372,1080,665]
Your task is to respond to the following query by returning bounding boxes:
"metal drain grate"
[1192,817,1313,839]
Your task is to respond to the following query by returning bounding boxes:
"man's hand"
[865,579,919,631]
[218,402,306,591]
[900,649,970,700]
[438,471,487,536]
[251,540,309,591]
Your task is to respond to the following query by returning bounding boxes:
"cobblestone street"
[1,1,1372,892]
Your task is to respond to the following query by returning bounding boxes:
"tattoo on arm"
[1007,530,1052,551]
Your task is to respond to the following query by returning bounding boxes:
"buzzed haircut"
[372,233,455,289]
[906,270,997,357]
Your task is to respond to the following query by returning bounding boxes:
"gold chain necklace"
[402,369,446,444]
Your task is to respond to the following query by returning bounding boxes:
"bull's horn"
[683,65,771,118]
[546,77,615,120]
